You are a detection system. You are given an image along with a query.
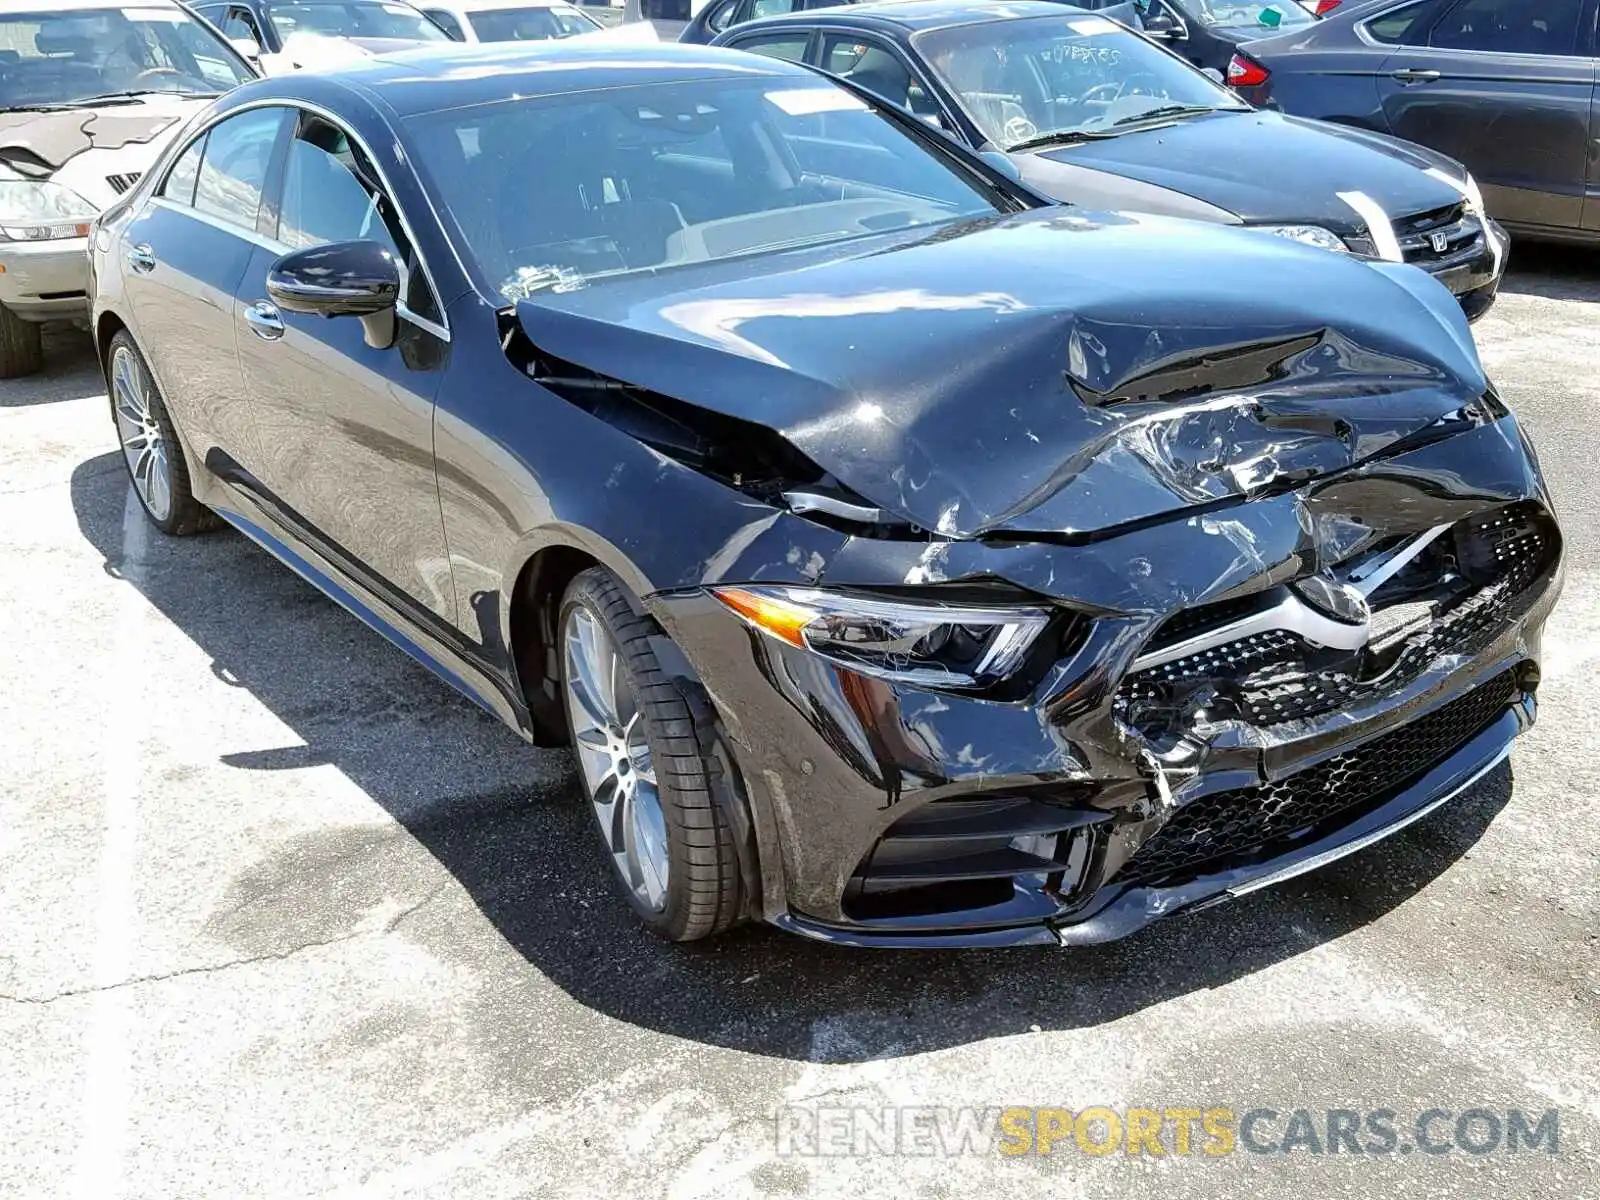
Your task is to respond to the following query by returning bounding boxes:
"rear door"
[1374,0,1594,231]
[121,106,290,461]
[230,107,456,623]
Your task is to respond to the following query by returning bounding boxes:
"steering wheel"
[1080,81,1123,108]
[133,67,187,86]
[1119,71,1169,99]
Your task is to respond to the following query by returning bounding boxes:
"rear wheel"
[0,303,43,379]
[559,567,743,941]
[107,330,217,535]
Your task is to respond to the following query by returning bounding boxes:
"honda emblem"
[1429,230,1450,253]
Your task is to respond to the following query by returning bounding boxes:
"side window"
[193,107,285,229]
[276,115,442,322]
[821,35,938,119]
[1364,1,1430,43]
[423,9,466,38]
[729,31,811,61]
[703,0,739,31]
[220,6,263,40]
[161,133,207,206]
[748,0,798,16]
[1427,0,1583,54]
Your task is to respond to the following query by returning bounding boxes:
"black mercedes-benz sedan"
[88,42,1562,947]
[713,1,1507,321]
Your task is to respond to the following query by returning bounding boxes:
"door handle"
[243,300,285,341]
[1391,68,1441,84]
[125,243,155,274]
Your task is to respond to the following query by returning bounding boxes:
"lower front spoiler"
[773,693,1532,949]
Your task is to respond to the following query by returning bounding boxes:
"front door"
[231,109,456,623]
[121,106,289,459]
[1376,0,1594,232]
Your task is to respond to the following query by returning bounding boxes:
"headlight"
[1250,224,1349,253]
[0,180,98,242]
[1461,172,1486,221]
[712,585,1051,688]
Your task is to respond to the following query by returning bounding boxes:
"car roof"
[726,0,1090,33]
[308,40,819,115]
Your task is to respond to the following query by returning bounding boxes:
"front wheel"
[107,330,218,535]
[559,567,744,941]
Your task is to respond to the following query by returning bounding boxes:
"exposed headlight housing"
[1250,224,1349,253]
[0,180,98,242]
[712,585,1051,688]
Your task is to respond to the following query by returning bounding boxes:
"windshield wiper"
[70,89,220,106]
[1109,103,1243,128]
[1004,128,1122,153]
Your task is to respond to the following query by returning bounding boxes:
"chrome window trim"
[1130,524,1454,672]
[148,96,455,342]
[1356,0,1594,60]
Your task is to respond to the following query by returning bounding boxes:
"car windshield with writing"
[915,13,1249,152]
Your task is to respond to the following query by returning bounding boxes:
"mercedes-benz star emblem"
[1291,575,1371,626]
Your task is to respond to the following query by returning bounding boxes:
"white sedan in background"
[417,0,603,41]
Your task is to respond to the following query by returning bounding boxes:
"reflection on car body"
[89,43,1561,948]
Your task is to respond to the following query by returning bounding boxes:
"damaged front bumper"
[646,414,1563,949]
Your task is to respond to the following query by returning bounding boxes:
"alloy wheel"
[563,604,670,911]
[111,345,173,523]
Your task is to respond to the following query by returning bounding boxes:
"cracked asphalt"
[2,246,1597,1199]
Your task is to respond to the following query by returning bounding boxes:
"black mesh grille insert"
[1117,671,1517,887]
[1116,505,1555,734]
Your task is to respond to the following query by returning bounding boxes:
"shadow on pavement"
[1501,241,1600,302]
[69,451,1514,1063]
[0,325,100,407]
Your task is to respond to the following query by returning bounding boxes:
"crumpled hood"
[517,207,1489,540]
[0,107,185,174]
[0,97,210,207]
[1028,111,1464,230]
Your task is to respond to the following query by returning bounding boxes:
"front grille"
[1117,671,1518,887]
[106,172,142,195]
[1396,202,1482,268]
[1115,505,1555,734]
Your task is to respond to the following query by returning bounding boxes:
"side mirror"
[228,34,261,59]
[1144,14,1187,40]
[267,240,400,350]
[1201,66,1224,83]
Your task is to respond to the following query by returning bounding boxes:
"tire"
[0,302,43,380]
[559,566,744,941]
[106,330,219,536]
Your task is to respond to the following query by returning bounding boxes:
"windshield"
[916,14,1247,151]
[0,6,254,109]
[467,5,601,40]
[1186,0,1309,30]
[264,0,451,41]
[405,77,1008,298]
